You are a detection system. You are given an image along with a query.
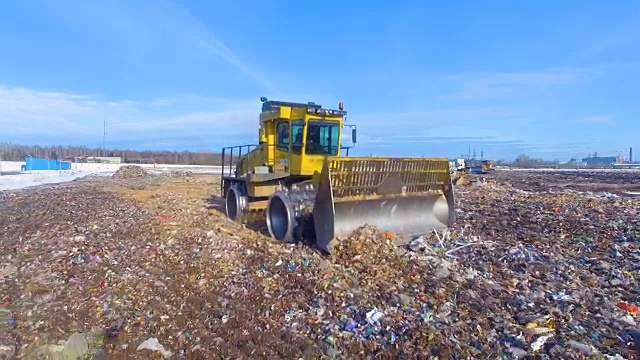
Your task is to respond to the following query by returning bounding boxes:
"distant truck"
[451,158,495,174]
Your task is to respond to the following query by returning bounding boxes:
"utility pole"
[481,149,484,160]
[103,119,107,157]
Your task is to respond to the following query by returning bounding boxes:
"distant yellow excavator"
[220,98,455,253]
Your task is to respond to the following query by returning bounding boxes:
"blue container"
[25,158,72,171]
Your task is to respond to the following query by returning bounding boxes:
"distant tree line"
[503,154,550,168]
[0,142,233,165]
[0,143,606,169]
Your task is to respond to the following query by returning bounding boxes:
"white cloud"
[2,84,535,153]
[0,85,258,147]
[576,16,640,58]
[574,115,615,125]
[351,107,532,145]
[4,83,606,160]
[441,67,595,101]
[358,134,523,145]
[38,0,279,94]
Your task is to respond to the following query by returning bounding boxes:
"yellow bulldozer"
[220,97,455,253]
[481,160,495,172]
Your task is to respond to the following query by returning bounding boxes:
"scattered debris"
[1,171,639,358]
[136,337,173,358]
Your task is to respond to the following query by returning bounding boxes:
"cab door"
[288,119,305,175]
[274,120,291,172]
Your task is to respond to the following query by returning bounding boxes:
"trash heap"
[493,169,640,195]
[1,172,640,359]
[111,165,149,180]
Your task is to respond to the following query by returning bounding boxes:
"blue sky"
[1,0,639,160]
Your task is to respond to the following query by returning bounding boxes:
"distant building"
[581,156,617,165]
[612,163,640,169]
[86,156,122,164]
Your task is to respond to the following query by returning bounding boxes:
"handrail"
[221,144,258,178]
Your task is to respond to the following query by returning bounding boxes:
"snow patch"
[0,170,110,191]
[0,162,228,192]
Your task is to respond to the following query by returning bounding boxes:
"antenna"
[103,120,107,149]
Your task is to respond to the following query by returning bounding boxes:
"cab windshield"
[305,120,340,156]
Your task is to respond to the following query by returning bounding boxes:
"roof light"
[338,102,344,110]
[305,108,344,116]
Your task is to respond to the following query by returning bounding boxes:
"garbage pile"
[1,173,640,359]
[112,165,149,180]
[493,169,640,195]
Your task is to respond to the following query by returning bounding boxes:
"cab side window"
[276,122,290,150]
[291,120,304,154]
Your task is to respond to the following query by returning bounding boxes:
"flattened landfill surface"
[1,167,640,359]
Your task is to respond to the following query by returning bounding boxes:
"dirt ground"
[1,170,640,359]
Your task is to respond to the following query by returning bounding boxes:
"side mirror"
[351,128,357,144]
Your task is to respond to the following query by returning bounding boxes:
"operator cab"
[260,97,357,159]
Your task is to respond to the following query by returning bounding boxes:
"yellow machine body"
[481,160,495,172]
[221,98,456,253]
[237,100,344,178]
